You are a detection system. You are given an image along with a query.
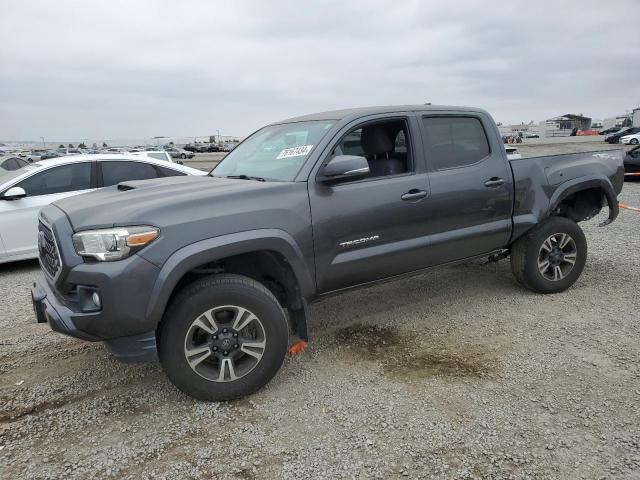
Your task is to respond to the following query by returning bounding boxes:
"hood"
[53,175,287,231]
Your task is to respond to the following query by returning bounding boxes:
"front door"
[309,116,433,293]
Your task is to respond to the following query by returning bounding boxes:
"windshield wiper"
[225,174,266,182]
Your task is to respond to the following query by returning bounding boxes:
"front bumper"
[31,279,101,341]
[34,205,163,342]
[32,279,158,362]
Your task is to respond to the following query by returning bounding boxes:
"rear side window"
[156,165,187,177]
[101,161,158,186]
[422,116,490,170]
[16,162,91,196]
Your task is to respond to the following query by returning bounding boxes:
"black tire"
[510,217,587,294]
[181,153,187,159]
[158,274,289,401]
[631,138,639,145]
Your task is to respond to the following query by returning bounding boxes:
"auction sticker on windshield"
[277,145,313,159]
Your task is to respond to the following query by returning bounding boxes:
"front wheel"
[510,217,587,293]
[630,138,639,145]
[158,274,289,401]
[181,153,187,159]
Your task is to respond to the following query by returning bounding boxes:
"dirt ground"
[1,163,639,479]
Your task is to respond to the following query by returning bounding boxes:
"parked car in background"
[624,146,640,174]
[606,127,640,144]
[27,151,49,162]
[40,151,60,160]
[0,154,206,264]
[131,150,174,163]
[600,127,621,135]
[505,145,522,160]
[620,133,640,145]
[525,133,539,138]
[206,144,221,152]
[0,156,30,171]
[221,143,237,152]
[183,144,199,153]
[164,146,194,159]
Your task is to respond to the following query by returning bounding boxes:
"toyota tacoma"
[31,105,624,401]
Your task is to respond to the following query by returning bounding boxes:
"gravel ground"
[1,183,639,479]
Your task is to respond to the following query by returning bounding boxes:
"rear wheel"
[510,217,587,293]
[158,274,289,401]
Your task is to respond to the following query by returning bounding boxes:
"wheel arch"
[548,176,619,226]
[145,229,315,337]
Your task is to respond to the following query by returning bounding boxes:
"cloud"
[0,0,638,142]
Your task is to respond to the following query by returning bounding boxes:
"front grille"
[38,221,61,278]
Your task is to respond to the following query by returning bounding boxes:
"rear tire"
[158,274,289,401]
[510,217,587,293]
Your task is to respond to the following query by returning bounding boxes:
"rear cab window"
[422,116,491,170]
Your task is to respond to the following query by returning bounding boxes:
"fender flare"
[145,229,315,324]
[548,175,619,226]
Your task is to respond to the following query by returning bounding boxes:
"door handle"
[401,189,428,201]
[484,177,505,188]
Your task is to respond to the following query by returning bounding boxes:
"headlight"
[72,226,159,261]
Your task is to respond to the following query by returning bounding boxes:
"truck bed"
[508,149,625,240]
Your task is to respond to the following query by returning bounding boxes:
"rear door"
[418,112,513,264]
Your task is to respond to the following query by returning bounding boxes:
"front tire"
[630,138,639,145]
[510,217,587,293]
[158,274,289,401]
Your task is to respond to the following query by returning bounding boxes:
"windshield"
[0,162,41,185]
[211,120,335,181]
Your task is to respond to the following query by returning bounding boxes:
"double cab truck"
[31,105,624,401]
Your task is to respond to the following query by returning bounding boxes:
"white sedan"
[0,154,205,264]
[620,133,640,145]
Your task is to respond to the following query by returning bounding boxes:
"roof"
[8,153,206,180]
[274,104,485,124]
[548,114,592,121]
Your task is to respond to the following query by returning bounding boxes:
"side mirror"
[0,187,27,200]
[2,186,27,200]
[320,155,369,183]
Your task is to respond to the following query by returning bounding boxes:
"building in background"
[539,114,591,138]
[633,108,640,127]
[497,122,539,138]
[602,113,632,130]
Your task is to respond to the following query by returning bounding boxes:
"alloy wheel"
[183,305,266,382]
[537,233,577,281]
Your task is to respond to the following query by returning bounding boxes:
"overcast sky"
[1,0,638,142]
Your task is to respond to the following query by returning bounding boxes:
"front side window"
[422,116,490,170]
[101,161,158,187]
[331,119,411,178]
[212,120,335,181]
[16,162,91,196]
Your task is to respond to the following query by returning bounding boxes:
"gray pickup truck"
[32,105,624,401]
